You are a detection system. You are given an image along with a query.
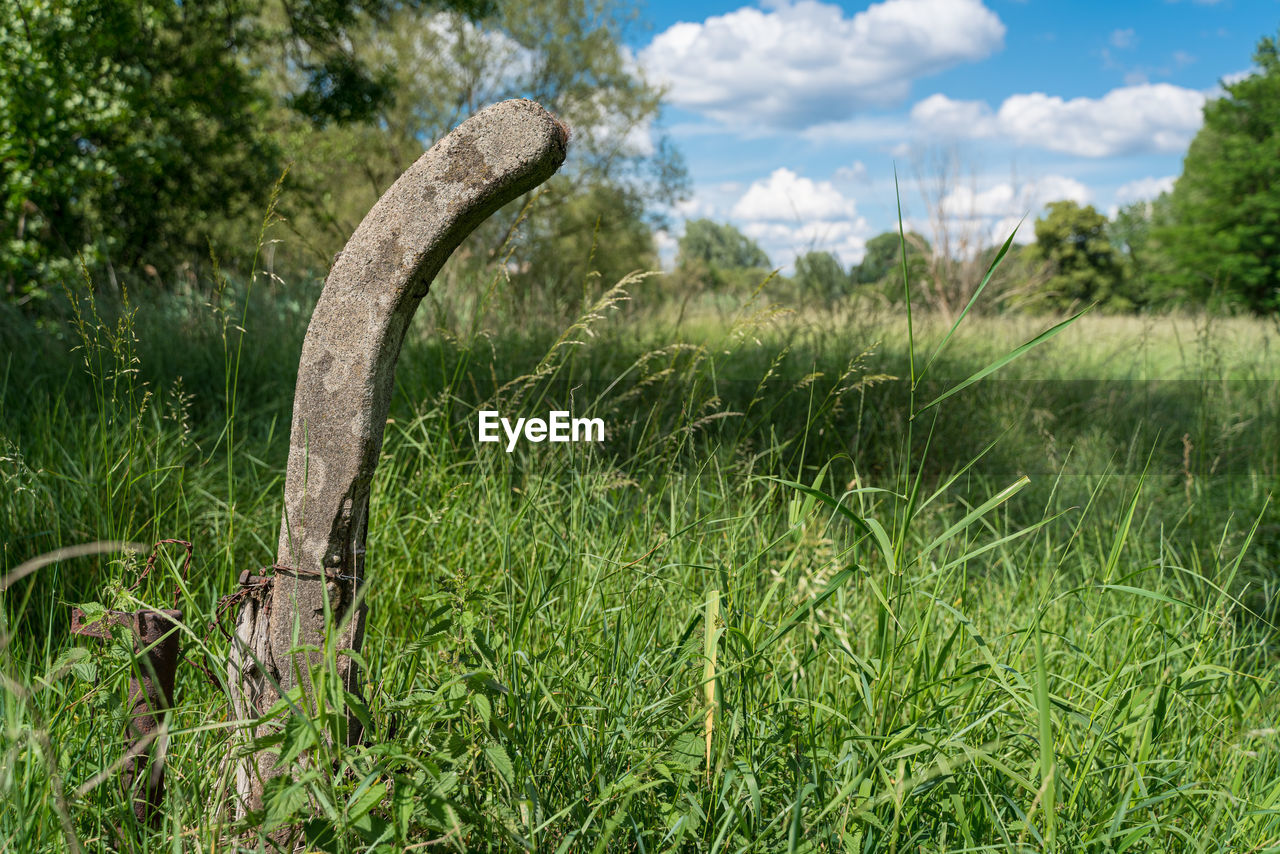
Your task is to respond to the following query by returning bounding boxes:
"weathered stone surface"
[228,99,568,814]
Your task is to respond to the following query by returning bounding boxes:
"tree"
[854,231,930,287]
[1028,201,1128,312]
[674,219,771,293]
[1108,195,1177,307]
[1164,32,1280,313]
[0,0,496,303]
[793,250,846,303]
[273,0,498,127]
[269,0,688,291]
[910,148,1028,318]
[677,219,770,270]
[0,0,277,299]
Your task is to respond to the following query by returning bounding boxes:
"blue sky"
[620,0,1276,269]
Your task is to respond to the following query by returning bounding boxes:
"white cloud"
[937,175,1090,246]
[673,182,750,222]
[741,219,872,269]
[910,83,1206,157]
[586,110,656,158]
[719,168,873,269]
[675,196,716,219]
[990,215,1029,245]
[834,161,869,182]
[1030,175,1092,208]
[941,175,1090,218]
[419,14,537,91]
[939,184,1016,218]
[998,86,1204,156]
[1221,68,1256,86]
[732,168,857,221]
[640,0,1005,129]
[800,115,913,145]
[910,93,997,137]
[654,229,678,269]
[1110,28,1136,49]
[414,16,659,160]
[1114,175,1175,205]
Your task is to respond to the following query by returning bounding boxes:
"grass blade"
[761,567,857,650]
[703,588,720,778]
[1033,616,1056,849]
[920,476,1031,566]
[914,306,1092,417]
[919,221,1024,383]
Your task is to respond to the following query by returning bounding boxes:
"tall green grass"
[1,250,1278,851]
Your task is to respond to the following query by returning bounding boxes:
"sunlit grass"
[1,264,1278,851]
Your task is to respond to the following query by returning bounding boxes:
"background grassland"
[1,264,1278,852]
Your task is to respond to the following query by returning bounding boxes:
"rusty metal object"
[237,570,270,587]
[71,606,182,825]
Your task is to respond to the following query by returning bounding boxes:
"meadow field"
[2,264,1279,851]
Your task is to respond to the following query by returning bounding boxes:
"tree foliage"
[276,0,498,126]
[673,219,771,293]
[854,231,930,287]
[272,0,687,290]
[677,219,770,271]
[0,0,279,299]
[1164,33,1280,313]
[1029,201,1128,312]
[792,250,847,303]
[1108,195,1178,308]
[0,0,596,303]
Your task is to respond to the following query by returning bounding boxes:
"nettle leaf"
[471,692,492,727]
[73,601,106,625]
[433,771,459,797]
[70,650,97,682]
[345,781,385,822]
[393,778,415,839]
[484,742,514,786]
[338,647,370,672]
[352,812,393,845]
[43,647,95,685]
[384,691,436,712]
[262,685,310,720]
[277,713,318,766]
[445,732,470,763]
[245,729,286,755]
[366,741,414,764]
[671,731,703,771]
[263,777,309,831]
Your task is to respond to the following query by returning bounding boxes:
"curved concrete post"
[228,99,568,814]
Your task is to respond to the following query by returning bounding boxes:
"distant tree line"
[675,32,1280,316]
